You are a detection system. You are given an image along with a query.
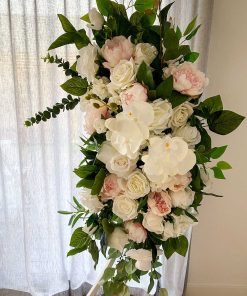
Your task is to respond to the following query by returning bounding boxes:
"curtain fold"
[0,1,213,295]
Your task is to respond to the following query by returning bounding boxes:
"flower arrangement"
[25,0,244,295]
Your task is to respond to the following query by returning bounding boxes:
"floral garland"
[25,1,244,295]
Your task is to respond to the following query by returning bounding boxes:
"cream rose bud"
[120,83,147,109]
[92,77,110,100]
[108,227,129,252]
[170,187,195,209]
[101,36,134,69]
[80,190,104,213]
[150,99,173,133]
[87,8,104,30]
[174,124,201,147]
[168,173,192,192]
[163,221,177,240]
[126,249,153,271]
[134,43,158,65]
[148,191,172,216]
[163,62,209,96]
[200,167,213,190]
[124,221,147,243]
[169,102,194,128]
[101,174,123,201]
[126,170,150,199]
[172,213,196,234]
[142,211,164,234]
[77,44,99,82]
[112,195,138,221]
[110,58,136,90]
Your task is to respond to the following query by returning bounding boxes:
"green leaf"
[70,227,91,248]
[67,246,87,256]
[89,240,99,268]
[96,0,112,16]
[210,145,227,159]
[163,28,179,50]
[198,95,223,116]
[101,267,115,283]
[136,61,155,89]
[185,25,201,40]
[76,179,94,189]
[169,91,188,108]
[57,210,74,215]
[135,0,154,12]
[48,32,75,50]
[71,213,83,227]
[176,26,182,39]
[156,76,173,99]
[217,161,232,170]
[175,235,189,257]
[137,196,148,212]
[73,196,83,209]
[74,165,98,178]
[208,110,245,135]
[60,77,88,96]
[81,13,90,23]
[101,218,114,234]
[160,288,168,296]
[57,14,76,32]
[211,167,225,179]
[74,29,90,49]
[108,248,121,259]
[147,277,154,293]
[125,259,136,274]
[184,16,197,36]
[159,2,174,27]
[185,211,198,222]
[91,168,106,195]
[184,52,200,62]
[162,238,175,259]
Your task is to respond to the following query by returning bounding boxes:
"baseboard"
[185,284,247,296]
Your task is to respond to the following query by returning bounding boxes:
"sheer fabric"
[0,1,213,295]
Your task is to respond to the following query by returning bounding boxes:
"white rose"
[77,44,99,82]
[110,58,136,90]
[126,249,153,271]
[150,99,173,133]
[134,43,158,65]
[142,212,164,234]
[80,190,104,213]
[93,118,107,134]
[124,221,147,243]
[169,102,194,128]
[170,188,194,209]
[87,8,104,31]
[172,214,197,235]
[108,227,129,252]
[112,195,138,221]
[126,170,150,199]
[97,141,137,177]
[173,124,201,147]
[163,221,177,240]
[92,77,110,100]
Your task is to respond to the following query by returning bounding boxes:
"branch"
[201,192,223,198]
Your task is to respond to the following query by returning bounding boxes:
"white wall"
[186,0,247,295]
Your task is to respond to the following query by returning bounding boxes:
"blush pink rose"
[120,83,148,109]
[148,191,172,217]
[101,174,123,201]
[164,62,209,96]
[84,101,109,135]
[101,36,134,69]
[124,220,147,243]
[168,173,192,192]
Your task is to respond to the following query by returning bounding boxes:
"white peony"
[87,8,104,30]
[77,44,99,82]
[134,43,158,65]
[110,58,136,90]
[169,102,194,128]
[142,211,164,234]
[126,170,150,199]
[108,227,129,252]
[124,221,147,243]
[93,118,107,134]
[142,136,196,184]
[150,99,173,133]
[173,124,201,147]
[170,187,195,209]
[92,77,110,100]
[126,249,153,271]
[80,190,104,213]
[112,195,138,221]
[97,141,137,178]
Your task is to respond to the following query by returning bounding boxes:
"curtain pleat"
[0,1,213,295]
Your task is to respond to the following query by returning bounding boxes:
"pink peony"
[125,220,147,243]
[148,191,172,217]
[84,101,108,135]
[168,173,192,192]
[164,62,209,96]
[120,83,148,109]
[101,36,134,69]
[101,174,123,201]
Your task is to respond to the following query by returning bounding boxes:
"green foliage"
[57,14,76,33]
[196,95,223,117]
[156,76,173,99]
[210,145,227,159]
[70,227,91,248]
[88,240,99,268]
[184,16,197,36]
[160,288,169,296]
[184,51,200,62]
[169,91,188,108]
[91,168,106,195]
[60,77,88,96]
[217,161,232,170]
[136,61,155,89]
[101,267,116,284]
[96,0,112,16]
[24,95,80,127]
[162,235,189,259]
[147,277,154,293]
[134,0,156,12]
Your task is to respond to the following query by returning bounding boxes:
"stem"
[201,192,223,198]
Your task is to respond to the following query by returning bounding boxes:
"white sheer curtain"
[0,1,213,295]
